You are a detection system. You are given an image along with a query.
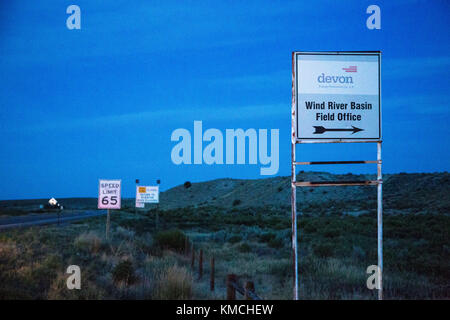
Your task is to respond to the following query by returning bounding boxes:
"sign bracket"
[295,160,381,165]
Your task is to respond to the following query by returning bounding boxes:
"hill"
[1,172,448,216]
[158,171,449,215]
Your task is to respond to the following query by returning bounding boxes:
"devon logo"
[317,73,353,84]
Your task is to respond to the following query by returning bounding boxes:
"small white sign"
[135,199,145,208]
[136,186,159,205]
[98,179,121,209]
[295,52,381,140]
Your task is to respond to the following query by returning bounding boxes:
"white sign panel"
[295,52,381,140]
[98,179,121,209]
[135,199,145,208]
[136,186,159,205]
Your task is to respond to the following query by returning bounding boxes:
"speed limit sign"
[98,179,121,209]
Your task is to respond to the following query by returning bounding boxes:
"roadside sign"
[291,51,383,300]
[135,199,145,208]
[136,186,159,205]
[98,179,121,209]
[294,52,381,139]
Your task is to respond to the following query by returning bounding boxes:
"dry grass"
[153,265,193,300]
[74,231,104,254]
[47,272,106,300]
[0,205,448,300]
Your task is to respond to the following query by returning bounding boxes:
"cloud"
[384,56,450,78]
[212,56,450,90]
[2,104,287,134]
[384,94,449,115]
[213,70,288,88]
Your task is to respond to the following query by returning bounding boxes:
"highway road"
[0,210,107,230]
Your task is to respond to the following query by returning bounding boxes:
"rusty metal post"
[245,281,255,300]
[210,257,215,291]
[377,141,383,300]
[191,245,195,269]
[291,52,299,300]
[198,249,203,279]
[226,274,237,300]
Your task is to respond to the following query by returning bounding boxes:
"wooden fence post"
[210,256,215,291]
[191,245,195,269]
[245,281,255,300]
[198,249,203,279]
[226,274,237,300]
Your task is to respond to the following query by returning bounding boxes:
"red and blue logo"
[342,66,357,72]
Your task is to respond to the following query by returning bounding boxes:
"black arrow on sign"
[313,125,364,134]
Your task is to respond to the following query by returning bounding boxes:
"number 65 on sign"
[98,179,121,209]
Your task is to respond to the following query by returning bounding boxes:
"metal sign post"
[156,180,161,229]
[98,179,122,240]
[135,179,139,214]
[106,209,110,239]
[377,141,383,300]
[291,51,383,300]
[291,53,299,300]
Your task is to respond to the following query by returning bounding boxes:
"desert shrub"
[313,242,334,257]
[229,235,242,244]
[0,242,20,264]
[303,222,317,233]
[48,272,106,300]
[144,254,179,276]
[114,226,135,240]
[268,237,284,249]
[134,233,153,254]
[112,260,136,285]
[259,232,276,243]
[154,229,186,252]
[352,246,366,261]
[238,242,251,253]
[154,265,192,299]
[232,199,242,206]
[25,255,63,294]
[321,226,341,238]
[268,259,291,278]
[74,231,104,254]
[211,230,227,242]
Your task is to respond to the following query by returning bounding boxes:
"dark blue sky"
[0,1,449,199]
